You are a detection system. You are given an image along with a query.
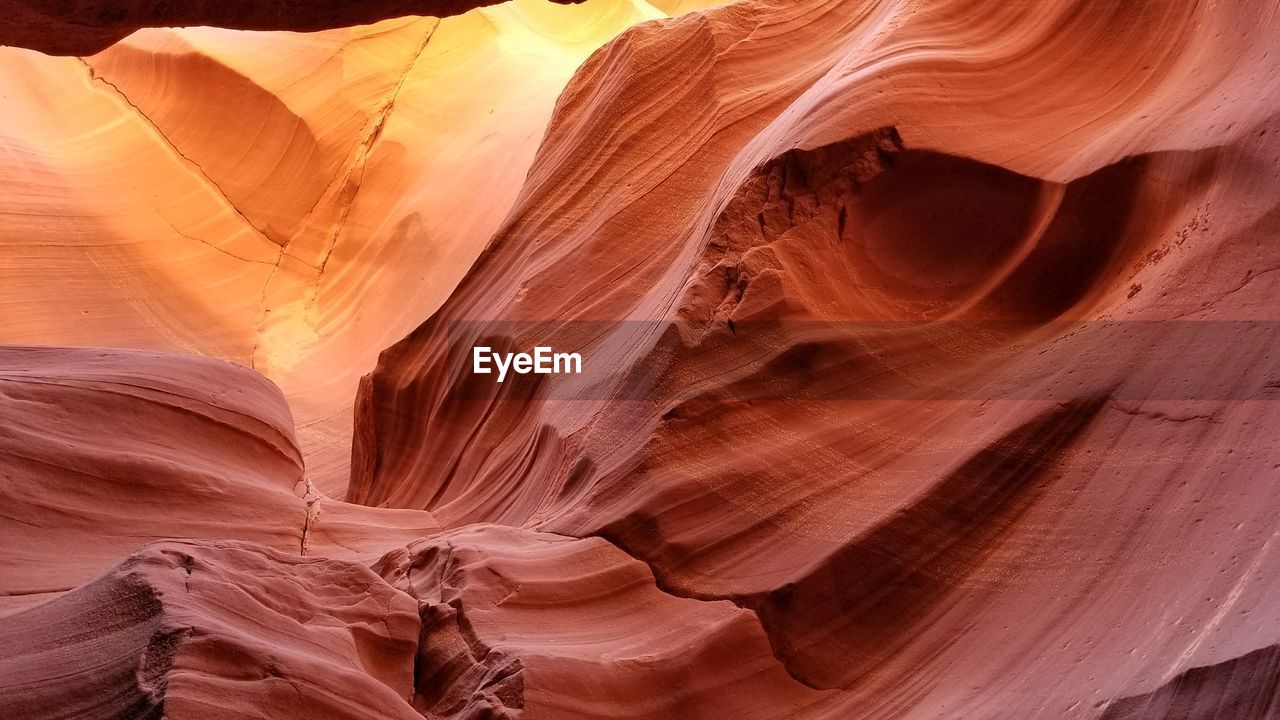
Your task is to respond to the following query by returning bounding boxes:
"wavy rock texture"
[350,0,1280,716]
[3,0,1280,718]
[373,525,832,718]
[0,0,707,495]
[0,346,439,618]
[0,541,422,719]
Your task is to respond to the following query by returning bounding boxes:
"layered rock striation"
[3,0,1280,718]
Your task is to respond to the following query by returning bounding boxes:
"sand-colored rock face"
[0,346,441,620]
[3,0,1280,718]
[0,541,424,719]
[0,0,685,495]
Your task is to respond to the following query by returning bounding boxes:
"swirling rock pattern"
[373,525,830,718]
[0,541,423,719]
[0,346,440,619]
[0,0,703,495]
[2,0,1280,718]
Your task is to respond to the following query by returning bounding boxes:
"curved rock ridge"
[372,524,832,719]
[0,0,708,495]
[347,0,1280,716]
[0,346,440,618]
[2,0,1280,718]
[0,540,423,719]
[1100,644,1280,720]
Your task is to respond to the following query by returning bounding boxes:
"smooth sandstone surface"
[0,346,440,618]
[0,540,424,719]
[0,0,702,496]
[2,0,1280,718]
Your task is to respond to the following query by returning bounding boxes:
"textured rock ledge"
[0,541,422,719]
[1,0,1280,718]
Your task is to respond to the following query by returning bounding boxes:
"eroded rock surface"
[3,0,1280,718]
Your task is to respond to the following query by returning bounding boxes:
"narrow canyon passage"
[2,1,1280,719]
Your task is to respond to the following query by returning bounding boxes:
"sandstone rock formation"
[1,540,424,719]
[2,0,1279,718]
[0,0,536,55]
[0,346,440,619]
[0,0,702,495]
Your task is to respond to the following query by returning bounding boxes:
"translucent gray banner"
[438,320,1280,401]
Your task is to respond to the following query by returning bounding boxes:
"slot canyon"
[2,0,1279,718]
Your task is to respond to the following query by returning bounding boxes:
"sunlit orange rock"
[2,0,1280,718]
[0,345,439,619]
[0,0,695,495]
[352,0,1280,715]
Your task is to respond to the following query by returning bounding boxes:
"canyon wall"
[2,0,1279,718]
